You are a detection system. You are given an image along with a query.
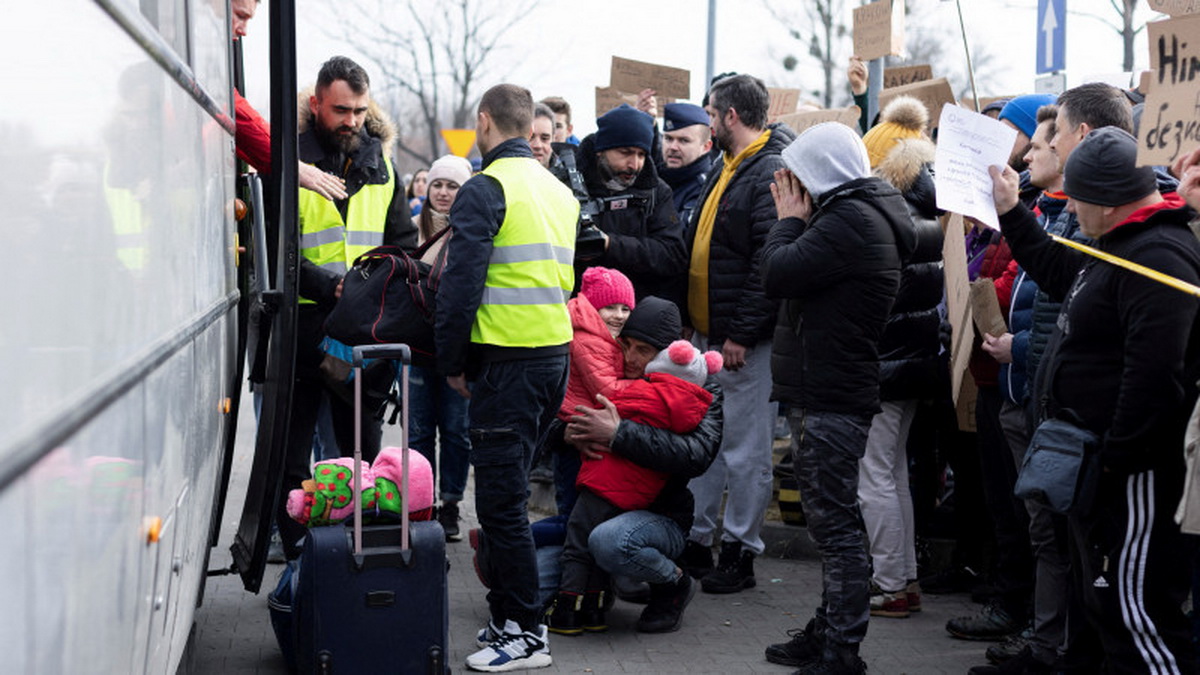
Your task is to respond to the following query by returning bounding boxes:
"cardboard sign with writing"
[610,56,690,100]
[768,88,802,123]
[853,0,905,61]
[1149,0,1200,16]
[774,107,862,134]
[1137,14,1200,166]
[879,77,956,129]
[883,64,932,89]
[969,278,1008,338]
[942,213,974,406]
[595,87,674,118]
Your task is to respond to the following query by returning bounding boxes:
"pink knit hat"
[580,266,636,310]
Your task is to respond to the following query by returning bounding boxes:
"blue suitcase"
[292,344,449,674]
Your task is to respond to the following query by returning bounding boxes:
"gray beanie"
[782,122,871,200]
[1063,127,1157,207]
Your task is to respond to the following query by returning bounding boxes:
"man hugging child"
[548,268,721,635]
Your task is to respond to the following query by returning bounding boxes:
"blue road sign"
[1036,0,1066,74]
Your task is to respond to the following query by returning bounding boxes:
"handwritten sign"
[610,56,690,100]
[853,0,905,61]
[1149,0,1200,16]
[774,107,862,134]
[1138,14,1200,166]
[942,212,974,408]
[594,87,674,118]
[767,88,802,123]
[883,64,932,89]
[934,104,1018,230]
[879,77,956,129]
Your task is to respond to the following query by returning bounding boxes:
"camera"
[555,144,643,262]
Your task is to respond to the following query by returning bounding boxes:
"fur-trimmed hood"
[875,137,940,221]
[297,86,396,158]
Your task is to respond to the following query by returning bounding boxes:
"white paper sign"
[934,104,1018,230]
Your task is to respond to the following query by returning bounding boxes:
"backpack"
[324,227,449,360]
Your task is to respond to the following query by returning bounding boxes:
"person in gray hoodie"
[759,122,916,675]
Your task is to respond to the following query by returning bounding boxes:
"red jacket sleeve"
[235,89,272,174]
[993,258,1019,313]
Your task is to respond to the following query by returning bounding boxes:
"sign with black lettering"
[883,64,932,89]
[853,0,905,61]
[1149,0,1200,16]
[1137,14,1200,166]
[610,57,690,100]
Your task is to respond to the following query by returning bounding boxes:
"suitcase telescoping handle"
[351,344,412,559]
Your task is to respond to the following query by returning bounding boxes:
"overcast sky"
[243,0,1157,143]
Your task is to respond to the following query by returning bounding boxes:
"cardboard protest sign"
[969,278,1007,338]
[767,88,802,123]
[1149,0,1200,16]
[773,107,861,134]
[879,77,956,129]
[942,213,974,407]
[595,87,674,118]
[853,0,905,61]
[1137,14,1200,166]
[956,373,978,432]
[934,104,1017,230]
[610,56,690,100]
[883,64,932,89]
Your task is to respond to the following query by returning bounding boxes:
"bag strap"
[412,225,451,260]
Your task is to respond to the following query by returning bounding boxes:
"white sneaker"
[475,619,503,648]
[465,620,552,672]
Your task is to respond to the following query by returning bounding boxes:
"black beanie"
[620,296,681,351]
[1063,127,1157,207]
[595,104,654,154]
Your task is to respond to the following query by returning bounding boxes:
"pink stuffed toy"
[370,446,435,521]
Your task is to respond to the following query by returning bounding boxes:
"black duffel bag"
[324,228,449,359]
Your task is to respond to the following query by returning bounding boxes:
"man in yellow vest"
[436,83,577,672]
[275,56,417,560]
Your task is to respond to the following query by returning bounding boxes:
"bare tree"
[765,0,848,108]
[1070,0,1140,72]
[317,0,539,167]
[889,0,1002,101]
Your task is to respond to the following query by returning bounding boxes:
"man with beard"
[553,104,688,304]
[274,56,418,560]
[680,73,795,593]
[658,103,713,226]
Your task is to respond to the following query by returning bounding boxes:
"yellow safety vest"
[296,157,395,304]
[103,166,149,273]
[472,156,578,347]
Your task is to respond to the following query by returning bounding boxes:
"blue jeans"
[408,364,471,502]
[470,355,569,631]
[789,408,873,648]
[589,509,686,585]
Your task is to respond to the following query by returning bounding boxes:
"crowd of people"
[230,2,1200,672]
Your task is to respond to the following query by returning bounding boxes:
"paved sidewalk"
[189,395,988,674]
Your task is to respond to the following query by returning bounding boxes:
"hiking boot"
[465,620,552,672]
[635,574,695,633]
[869,581,910,618]
[580,591,608,633]
[985,625,1032,663]
[545,592,584,636]
[795,644,867,675]
[765,618,826,667]
[946,602,1023,641]
[679,539,714,579]
[701,540,755,594]
[969,645,1055,674]
[905,579,922,612]
[438,501,462,542]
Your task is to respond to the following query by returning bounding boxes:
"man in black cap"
[990,127,1200,673]
[658,102,714,226]
[553,104,688,303]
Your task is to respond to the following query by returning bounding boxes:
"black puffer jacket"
[1002,196,1200,474]
[873,139,945,401]
[609,379,723,533]
[685,124,796,347]
[762,177,917,415]
[1027,204,1088,391]
[555,134,688,302]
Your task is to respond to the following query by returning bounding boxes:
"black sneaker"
[795,647,867,675]
[946,602,1023,641]
[545,592,584,636]
[701,540,755,594]
[679,540,714,579]
[985,625,1033,663]
[438,501,462,542]
[765,618,825,667]
[968,645,1055,674]
[635,574,695,633]
[579,591,608,633]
